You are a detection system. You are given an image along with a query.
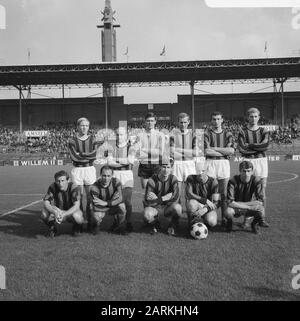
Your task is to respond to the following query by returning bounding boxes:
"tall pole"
[281,80,284,128]
[190,81,195,132]
[105,94,108,132]
[273,79,277,124]
[62,84,65,121]
[19,87,23,133]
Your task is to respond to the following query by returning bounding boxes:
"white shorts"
[242,157,268,178]
[172,160,196,182]
[205,159,230,180]
[71,166,96,186]
[113,170,134,188]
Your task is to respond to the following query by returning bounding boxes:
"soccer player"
[41,170,84,237]
[224,160,265,234]
[169,113,198,199]
[237,107,269,227]
[186,161,219,231]
[68,117,101,231]
[97,126,135,232]
[204,111,234,226]
[134,112,165,189]
[90,165,126,235]
[143,159,182,236]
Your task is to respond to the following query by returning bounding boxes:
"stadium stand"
[0,119,299,160]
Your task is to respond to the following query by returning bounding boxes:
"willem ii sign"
[13,159,64,166]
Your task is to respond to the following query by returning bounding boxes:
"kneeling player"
[41,170,84,237]
[225,160,265,234]
[143,159,183,236]
[186,162,219,232]
[90,166,127,235]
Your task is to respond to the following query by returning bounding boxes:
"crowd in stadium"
[0,118,299,156]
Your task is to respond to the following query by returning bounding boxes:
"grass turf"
[0,162,299,301]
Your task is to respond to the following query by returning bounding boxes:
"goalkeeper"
[41,170,84,238]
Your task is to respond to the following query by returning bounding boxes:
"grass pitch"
[0,162,299,301]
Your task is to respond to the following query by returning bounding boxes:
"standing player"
[97,126,135,232]
[170,113,198,200]
[134,112,165,189]
[90,166,127,235]
[41,170,84,237]
[237,107,269,227]
[186,161,219,231]
[204,111,234,226]
[143,159,182,236]
[225,161,265,234]
[68,117,101,231]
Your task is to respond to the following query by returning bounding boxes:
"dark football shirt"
[43,182,81,210]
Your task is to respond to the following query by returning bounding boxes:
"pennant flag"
[160,45,166,56]
[264,41,267,52]
[123,46,128,55]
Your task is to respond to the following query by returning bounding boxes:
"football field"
[0,162,299,301]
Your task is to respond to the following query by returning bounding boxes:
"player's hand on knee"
[206,199,216,211]
[147,192,158,200]
[93,197,107,207]
[162,193,172,202]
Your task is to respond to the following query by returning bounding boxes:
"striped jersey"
[185,175,219,205]
[90,177,123,210]
[43,182,81,210]
[68,135,100,166]
[97,141,135,170]
[227,175,264,203]
[169,128,197,161]
[144,174,179,207]
[134,129,165,165]
[238,126,269,158]
[204,128,233,158]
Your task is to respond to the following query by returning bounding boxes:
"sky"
[0,0,300,103]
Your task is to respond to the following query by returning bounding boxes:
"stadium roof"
[0,57,300,87]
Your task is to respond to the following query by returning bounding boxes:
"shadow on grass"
[0,208,74,239]
[244,286,300,301]
[129,214,234,239]
[0,209,240,240]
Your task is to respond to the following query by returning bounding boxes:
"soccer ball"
[190,222,208,240]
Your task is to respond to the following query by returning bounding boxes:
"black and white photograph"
[0,0,299,305]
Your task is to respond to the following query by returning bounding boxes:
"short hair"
[100,165,113,174]
[247,108,260,116]
[54,170,69,181]
[77,117,90,127]
[211,111,223,119]
[178,112,190,121]
[145,112,157,120]
[239,161,254,172]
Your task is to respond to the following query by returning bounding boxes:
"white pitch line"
[268,171,299,184]
[0,200,42,218]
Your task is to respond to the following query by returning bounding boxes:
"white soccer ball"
[190,222,208,240]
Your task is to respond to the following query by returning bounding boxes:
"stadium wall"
[177,92,300,125]
[0,97,125,127]
[0,92,299,127]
